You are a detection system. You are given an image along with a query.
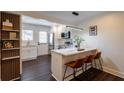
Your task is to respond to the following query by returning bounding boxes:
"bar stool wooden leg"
[94,60,97,69]
[75,68,77,72]
[73,68,76,78]
[63,66,68,81]
[99,58,103,70]
[85,63,87,71]
[82,66,84,73]
[91,62,93,68]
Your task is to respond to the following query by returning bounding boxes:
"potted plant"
[73,35,85,51]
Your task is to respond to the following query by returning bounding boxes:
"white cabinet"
[21,46,37,61]
[37,44,48,56]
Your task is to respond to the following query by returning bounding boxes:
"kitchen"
[21,16,84,62]
[1,1,124,93]
[0,11,124,81]
[20,14,86,80]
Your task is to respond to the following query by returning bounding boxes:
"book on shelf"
[10,32,17,40]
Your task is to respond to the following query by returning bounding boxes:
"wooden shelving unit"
[0,12,21,81]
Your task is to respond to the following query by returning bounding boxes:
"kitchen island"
[51,48,97,81]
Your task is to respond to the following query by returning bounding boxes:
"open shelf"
[2,39,19,41]
[2,56,20,61]
[2,48,20,50]
[2,29,20,32]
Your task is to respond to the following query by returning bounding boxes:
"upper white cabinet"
[52,24,65,39]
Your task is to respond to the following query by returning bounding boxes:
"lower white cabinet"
[21,46,38,61]
[37,44,49,56]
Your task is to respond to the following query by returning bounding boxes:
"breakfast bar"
[51,48,97,81]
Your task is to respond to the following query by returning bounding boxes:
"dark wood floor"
[71,68,124,81]
[21,55,124,81]
[21,55,56,81]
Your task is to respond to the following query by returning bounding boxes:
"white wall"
[70,28,84,39]
[78,12,124,77]
[22,23,51,56]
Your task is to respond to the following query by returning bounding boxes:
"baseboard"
[103,66,124,79]
[51,74,59,81]
[38,54,50,57]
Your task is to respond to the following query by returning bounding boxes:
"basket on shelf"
[2,19,13,30]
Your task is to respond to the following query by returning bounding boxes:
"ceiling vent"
[72,12,79,16]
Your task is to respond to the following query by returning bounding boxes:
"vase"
[77,43,80,51]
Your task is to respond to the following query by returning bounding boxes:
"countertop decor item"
[77,48,85,51]
[73,35,85,51]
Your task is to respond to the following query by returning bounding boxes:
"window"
[39,31,48,43]
[22,30,33,41]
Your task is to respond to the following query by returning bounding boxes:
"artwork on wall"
[89,25,97,36]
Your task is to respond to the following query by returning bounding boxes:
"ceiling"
[11,11,108,26]
[22,15,53,27]
[40,11,106,25]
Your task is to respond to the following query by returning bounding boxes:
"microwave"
[61,31,70,39]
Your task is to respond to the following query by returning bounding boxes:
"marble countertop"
[51,48,97,56]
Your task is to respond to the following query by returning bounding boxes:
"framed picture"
[89,25,97,36]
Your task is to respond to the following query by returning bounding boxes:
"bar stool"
[84,55,95,71]
[63,57,88,81]
[93,51,103,70]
